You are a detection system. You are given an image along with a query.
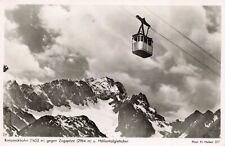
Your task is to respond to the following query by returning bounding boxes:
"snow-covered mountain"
[3,77,220,138]
[170,109,220,138]
[19,115,106,137]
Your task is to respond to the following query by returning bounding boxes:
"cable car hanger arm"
[136,15,151,36]
[136,15,150,27]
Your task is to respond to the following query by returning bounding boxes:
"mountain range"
[3,77,220,137]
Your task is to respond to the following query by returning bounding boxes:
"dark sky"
[4,5,221,121]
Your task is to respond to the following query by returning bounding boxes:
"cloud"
[4,39,56,78]
[170,64,198,75]
[154,84,181,110]
[4,17,56,83]
[4,73,42,85]
[36,44,89,80]
[104,72,151,96]
[5,18,18,39]
[5,39,41,73]
[169,53,200,76]
[203,6,221,33]
[5,5,58,53]
[185,76,220,111]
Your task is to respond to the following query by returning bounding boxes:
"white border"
[0,0,224,146]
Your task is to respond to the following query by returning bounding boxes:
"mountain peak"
[184,110,203,123]
[214,109,220,116]
[203,110,214,118]
[193,110,202,115]
[130,93,150,109]
[205,110,213,114]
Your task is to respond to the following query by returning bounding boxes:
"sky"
[4,5,221,121]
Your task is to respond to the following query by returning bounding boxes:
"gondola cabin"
[132,34,153,58]
[132,15,153,58]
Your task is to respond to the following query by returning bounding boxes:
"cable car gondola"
[132,15,153,58]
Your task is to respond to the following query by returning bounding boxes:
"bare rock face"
[117,99,155,137]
